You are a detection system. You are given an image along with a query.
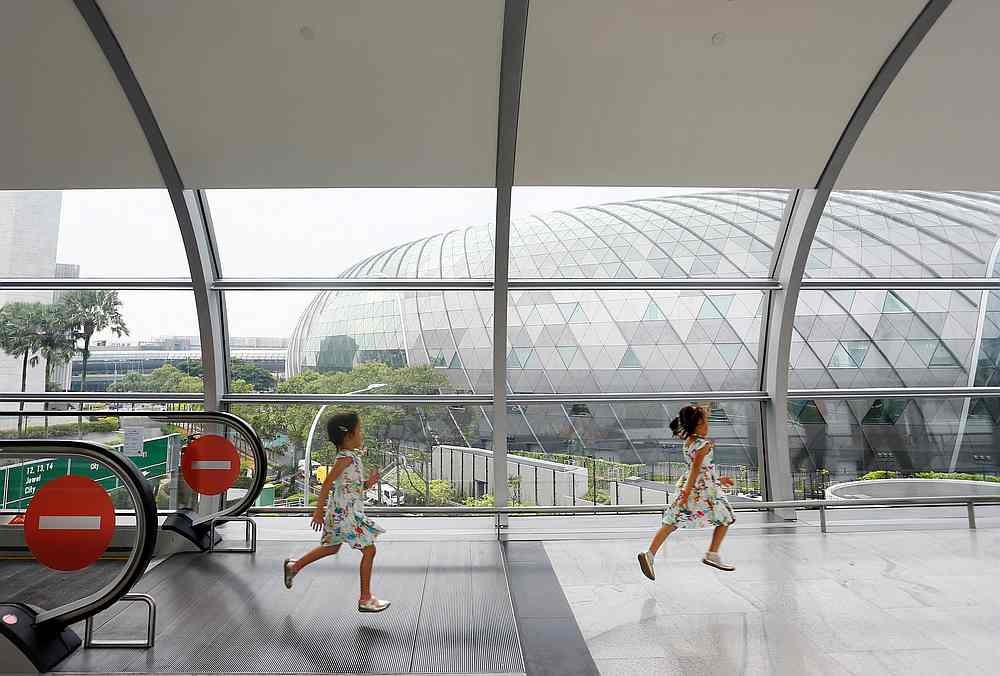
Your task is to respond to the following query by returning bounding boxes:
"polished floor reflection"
[544,526,1000,676]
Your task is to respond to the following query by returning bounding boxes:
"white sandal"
[358,597,391,613]
[637,551,655,580]
[283,559,297,589]
[702,551,735,572]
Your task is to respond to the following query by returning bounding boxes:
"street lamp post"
[302,382,387,507]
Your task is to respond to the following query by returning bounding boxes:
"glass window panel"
[0,190,189,277]
[206,189,496,278]
[791,288,979,390]
[0,290,200,394]
[496,399,762,505]
[508,290,765,394]
[808,191,1000,278]
[510,188,789,279]
[229,404,498,508]
[228,290,493,394]
[788,397,1000,499]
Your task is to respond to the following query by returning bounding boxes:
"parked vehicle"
[365,482,403,506]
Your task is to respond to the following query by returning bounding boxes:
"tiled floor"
[544,525,1000,676]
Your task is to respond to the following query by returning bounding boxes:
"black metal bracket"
[162,511,221,552]
[0,603,81,673]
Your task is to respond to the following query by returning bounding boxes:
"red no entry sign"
[181,435,241,496]
[24,475,115,571]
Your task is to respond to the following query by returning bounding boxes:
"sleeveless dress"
[662,436,735,528]
[321,449,385,549]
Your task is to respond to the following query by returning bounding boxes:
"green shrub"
[860,470,1000,483]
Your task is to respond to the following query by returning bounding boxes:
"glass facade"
[4,187,1000,502]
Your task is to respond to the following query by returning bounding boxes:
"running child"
[638,404,736,579]
[282,411,390,612]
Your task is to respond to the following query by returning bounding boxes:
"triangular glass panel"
[642,301,665,321]
[522,349,543,369]
[862,399,908,424]
[843,341,869,368]
[558,302,579,321]
[697,299,723,320]
[619,347,642,369]
[569,304,589,323]
[558,346,578,368]
[716,343,741,368]
[929,342,960,367]
[448,352,462,369]
[828,343,858,369]
[882,292,910,314]
[788,400,826,425]
[506,349,522,369]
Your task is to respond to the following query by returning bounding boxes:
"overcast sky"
[56,187,706,344]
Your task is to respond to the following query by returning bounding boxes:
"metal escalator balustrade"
[0,409,269,553]
[0,439,158,673]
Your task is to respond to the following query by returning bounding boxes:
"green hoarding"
[0,434,178,510]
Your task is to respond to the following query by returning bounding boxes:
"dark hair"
[327,411,360,447]
[669,405,705,439]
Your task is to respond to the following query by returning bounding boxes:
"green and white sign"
[0,434,180,510]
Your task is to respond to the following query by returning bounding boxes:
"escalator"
[0,411,270,672]
[0,439,157,672]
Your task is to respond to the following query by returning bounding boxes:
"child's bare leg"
[292,544,340,573]
[708,524,728,553]
[648,524,676,556]
[359,545,376,600]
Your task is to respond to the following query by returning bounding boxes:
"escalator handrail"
[0,439,157,629]
[0,409,269,527]
[146,410,268,526]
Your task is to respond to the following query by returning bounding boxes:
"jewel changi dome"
[289,190,1000,476]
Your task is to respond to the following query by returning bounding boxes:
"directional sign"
[181,435,240,496]
[24,475,115,571]
[0,435,174,510]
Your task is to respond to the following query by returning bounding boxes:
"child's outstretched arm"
[311,456,352,531]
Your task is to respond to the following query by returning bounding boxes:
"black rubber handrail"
[0,439,157,629]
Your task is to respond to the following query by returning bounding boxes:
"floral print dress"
[662,436,735,528]
[321,449,385,549]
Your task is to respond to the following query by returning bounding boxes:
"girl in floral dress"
[282,411,390,612]
[638,404,736,580]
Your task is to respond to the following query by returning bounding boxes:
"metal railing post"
[967,502,977,529]
[819,505,827,533]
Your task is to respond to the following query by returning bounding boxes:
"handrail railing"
[0,409,268,527]
[250,494,1000,515]
[0,440,157,628]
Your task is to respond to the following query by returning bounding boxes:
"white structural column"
[492,0,529,509]
[759,0,952,509]
[74,1,228,411]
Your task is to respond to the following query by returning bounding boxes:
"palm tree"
[58,290,129,393]
[38,304,77,393]
[37,305,78,433]
[0,303,46,434]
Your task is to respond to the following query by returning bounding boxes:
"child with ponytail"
[638,404,736,580]
[283,411,390,612]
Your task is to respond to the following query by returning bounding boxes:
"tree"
[37,305,77,392]
[231,359,275,392]
[0,303,46,434]
[175,359,202,378]
[58,290,129,392]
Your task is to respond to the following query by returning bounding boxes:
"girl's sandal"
[358,597,391,613]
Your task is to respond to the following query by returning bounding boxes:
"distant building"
[0,192,62,396]
[68,337,289,392]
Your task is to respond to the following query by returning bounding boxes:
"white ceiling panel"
[0,0,161,189]
[100,0,504,188]
[515,0,924,188]
[838,2,1000,190]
